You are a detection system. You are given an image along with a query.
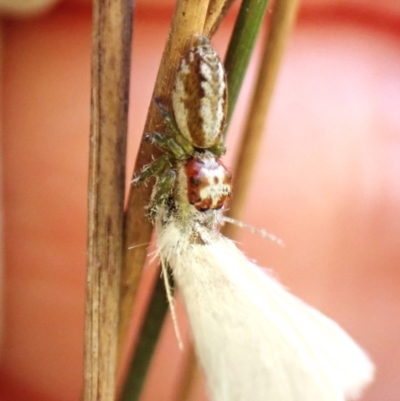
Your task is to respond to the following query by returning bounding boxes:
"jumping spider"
[133,36,232,217]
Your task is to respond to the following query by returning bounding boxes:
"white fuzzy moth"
[134,36,374,401]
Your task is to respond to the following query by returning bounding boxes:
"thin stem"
[120,275,169,401]
[84,0,133,400]
[204,0,236,37]
[223,0,300,238]
[224,0,272,124]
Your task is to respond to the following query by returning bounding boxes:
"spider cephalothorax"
[184,154,231,211]
[133,36,232,217]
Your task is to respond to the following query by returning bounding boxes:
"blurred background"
[0,0,399,400]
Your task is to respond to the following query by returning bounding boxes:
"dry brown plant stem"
[118,0,212,365]
[204,0,236,37]
[85,0,133,400]
[224,0,300,238]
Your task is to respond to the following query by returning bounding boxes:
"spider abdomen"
[172,36,227,149]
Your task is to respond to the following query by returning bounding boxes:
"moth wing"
[163,230,374,401]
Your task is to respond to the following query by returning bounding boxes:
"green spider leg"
[208,140,226,157]
[132,153,171,185]
[144,132,187,161]
[133,97,196,184]
[146,168,178,220]
[133,98,196,214]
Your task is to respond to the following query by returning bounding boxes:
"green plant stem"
[224,0,271,124]
[120,275,169,401]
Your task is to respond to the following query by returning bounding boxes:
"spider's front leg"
[132,129,188,185]
[132,153,171,185]
[147,168,178,220]
[144,132,187,161]
[133,131,183,215]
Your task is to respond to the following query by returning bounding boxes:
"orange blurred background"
[1,0,399,400]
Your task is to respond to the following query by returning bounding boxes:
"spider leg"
[144,132,187,161]
[147,168,177,220]
[208,140,227,156]
[132,153,171,184]
[154,97,194,155]
[153,168,177,204]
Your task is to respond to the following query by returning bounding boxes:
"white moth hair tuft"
[155,215,374,401]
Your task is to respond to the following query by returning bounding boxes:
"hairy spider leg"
[144,132,187,161]
[133,100,193,187]
[132,153,171,184]
[146,168,178,220]
[133,98,195,201]
[152,168,177,205]
[207,140,226,157]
